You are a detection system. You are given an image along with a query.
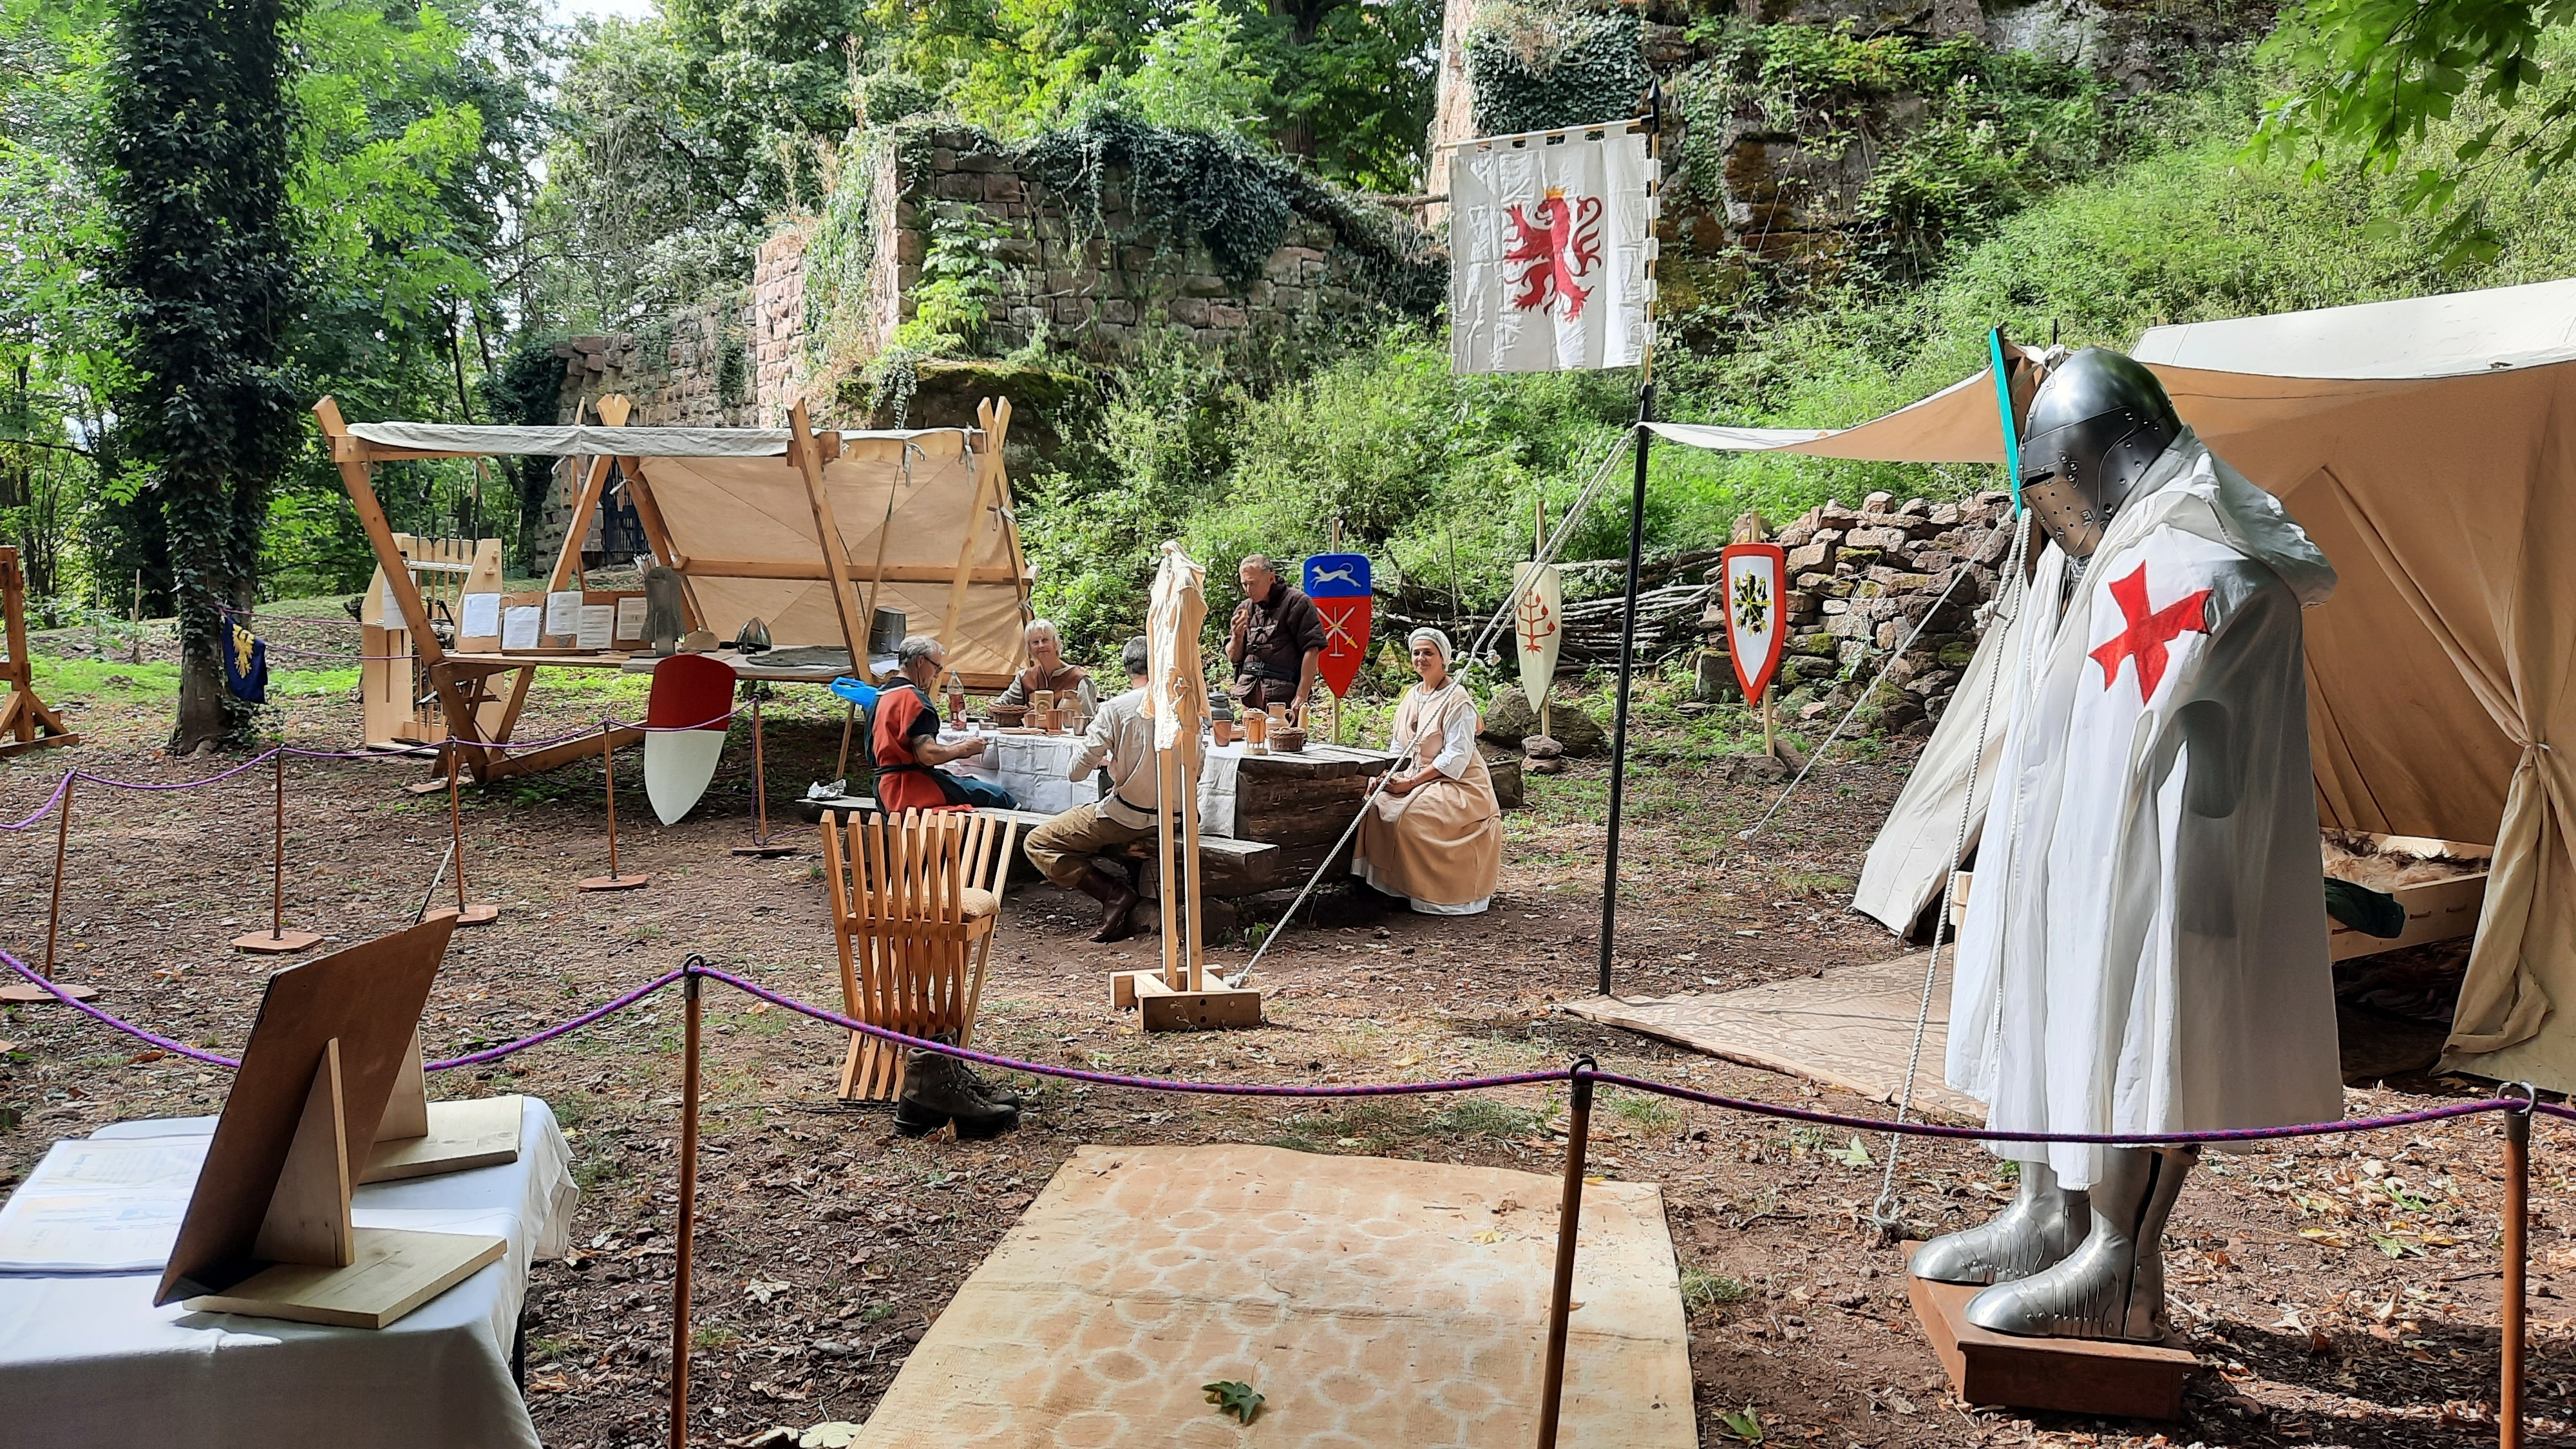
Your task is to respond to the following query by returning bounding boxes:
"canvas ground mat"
[852,1143,1694,1448]
[1563,952,1983,1119]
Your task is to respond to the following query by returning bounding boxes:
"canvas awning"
[343,422,963,458]
[1651,278,2576,1091]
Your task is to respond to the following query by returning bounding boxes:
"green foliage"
[102,0,306,746]
[1678,1262,1751,1313]
[892,207,1010,354]
[1116,0,1274,137]
[2255,0,2576,267]
[1202,1380,1264,1424]
[1466,0,1649,137]
[1716,1405,1766,1444]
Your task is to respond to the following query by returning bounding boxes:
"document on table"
[0,1136,207,1274]
[545,591,583,638]
[460,592,501,640]
[576,604,615,651]
[502,606,542,650]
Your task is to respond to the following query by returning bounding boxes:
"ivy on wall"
[1465,1,1650,138]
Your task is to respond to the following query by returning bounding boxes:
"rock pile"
[1702,489,2018,735]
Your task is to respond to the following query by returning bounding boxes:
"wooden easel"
[1111,545,1259,1032]
[0,545,76,758]
[158,921,506,1329]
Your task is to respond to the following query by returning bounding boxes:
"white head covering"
[1407,627,1453,665]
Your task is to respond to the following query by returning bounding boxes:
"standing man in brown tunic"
[1224,554,1327,720]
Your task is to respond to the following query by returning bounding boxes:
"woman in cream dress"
[1352,628,1502,914]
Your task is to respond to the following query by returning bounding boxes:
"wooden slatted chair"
[822,809,1020,1101]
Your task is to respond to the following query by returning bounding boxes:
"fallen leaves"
[1202,1380,1264,1425]
[745,1278,791,1304]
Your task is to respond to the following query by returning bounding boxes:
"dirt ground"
[2,645,2571,1448]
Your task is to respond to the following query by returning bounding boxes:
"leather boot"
[893,1039,1019,1140]
[1074,866,1141,943]
[1965,1146,2196,1341]
[954,1056,1024,1109]
[1908,1160,2090,1286]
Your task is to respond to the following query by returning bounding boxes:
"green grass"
[1607,1090,1682,1137]
[1434,1097,1546,1140]
[32,656,358,705]
[1679,1262,1752,1314]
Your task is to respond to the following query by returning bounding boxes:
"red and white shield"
[643,654,735,825]
[1720,543,1789,704]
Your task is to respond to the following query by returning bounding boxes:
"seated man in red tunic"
[872,636,1013,811]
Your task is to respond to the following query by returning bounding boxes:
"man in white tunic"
[1911,348,2343,1341]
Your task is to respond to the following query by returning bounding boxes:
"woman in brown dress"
[1352,627,1502,914]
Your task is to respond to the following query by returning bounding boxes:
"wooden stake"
[2504,1101,2530,1449]
[1536,1061,1595,1449]
[1180,726,1204,991]
[1761,685,1778,761]
[580,725,651,891]
[3,771,95,1001]
[441,742,499,924]
[734,691,797,857]
[835,701,857,786]
[235,751,321,953]
[670,969,702,1449]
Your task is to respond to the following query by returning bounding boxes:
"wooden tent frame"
[314,394,1028,783]
[0,545,77,757]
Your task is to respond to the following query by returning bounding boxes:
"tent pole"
[1598,404,1650,999]
[1596,81,1661,1003]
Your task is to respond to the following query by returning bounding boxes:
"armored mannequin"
[1911,349,2343,1340]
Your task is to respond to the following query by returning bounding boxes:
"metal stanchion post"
[735,688,795,858]
[444,740,500,923]
[670,965,703,1449]
[1537,1057,1596,1449]
[2503,1089,2532,1449]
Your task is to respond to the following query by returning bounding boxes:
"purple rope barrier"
[3,945,2555,1145]
[697,964,1571,1099]
[425,968,687,1070]
[0,772,73,833]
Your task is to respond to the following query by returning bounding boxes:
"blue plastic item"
[829,677,880,709]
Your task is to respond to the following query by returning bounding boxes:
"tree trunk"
[165,475,260,753]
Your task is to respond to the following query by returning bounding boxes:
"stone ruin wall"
[533,301,760,565]
[1698,488,2015,735]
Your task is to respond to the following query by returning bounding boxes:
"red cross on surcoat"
[2089,563,2211,701]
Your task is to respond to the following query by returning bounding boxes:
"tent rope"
[1866,506,2032,1239]
[1461,427,1638,673]
[1734,508,2013,846]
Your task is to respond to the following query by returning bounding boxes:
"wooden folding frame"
[315,393,1028,782]
[0,545,76,757]
[820,809,1020,1101]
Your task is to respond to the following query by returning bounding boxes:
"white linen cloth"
[1947,432,2344,1188]
[0,1097,577,1449]
[937,728,1092,815]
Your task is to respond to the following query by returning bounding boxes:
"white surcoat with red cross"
[1947,431,2345,1189]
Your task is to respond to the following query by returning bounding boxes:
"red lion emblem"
[1502,185,1604,319]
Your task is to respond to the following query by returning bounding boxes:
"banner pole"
[1596,82,1662,1002]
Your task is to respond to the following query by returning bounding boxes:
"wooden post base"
[731,842,800,858]
[423,904,501,927]
[0,980,98,1003]
[363,1094,524,1184]
[1110,969,1262,1032]
[0,732,77,759]
[1904,1257,2195,1420]
[402,776,452,797]
[577,873,652,892]
[232,929,324,954]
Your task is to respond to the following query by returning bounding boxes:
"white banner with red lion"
[1446,120,1653,374]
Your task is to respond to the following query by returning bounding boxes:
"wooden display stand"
[1905,1259,2195,1421]
[157,920,507,1330]
[359,535,506,754]
[0,545,75,758]
[1110,545,1260,1033]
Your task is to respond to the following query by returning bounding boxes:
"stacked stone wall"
[1701,488,2017,735]
[531,299,759,565]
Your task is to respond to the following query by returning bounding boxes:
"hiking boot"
[894,1041,1019,1140]
[1075,866,1141,943]
[956,1057,1024,1109]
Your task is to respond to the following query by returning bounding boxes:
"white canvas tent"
[318,395,1033,781]
[1649,278,2576,1091]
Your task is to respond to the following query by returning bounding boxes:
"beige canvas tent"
[1649,278,2576,1092]
[318,396,1033,781]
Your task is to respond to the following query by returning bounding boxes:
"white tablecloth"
[0,1096,578,1449]
[936,728,1096,816]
